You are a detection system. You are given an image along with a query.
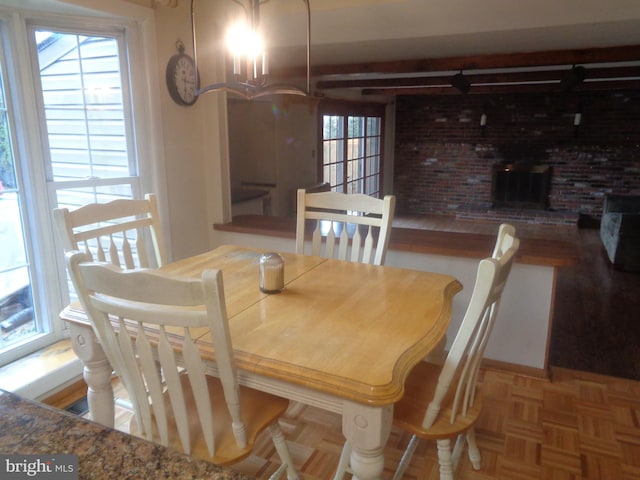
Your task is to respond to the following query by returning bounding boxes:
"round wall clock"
[166,41,198,106]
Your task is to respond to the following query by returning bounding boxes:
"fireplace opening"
[492,163,551,210]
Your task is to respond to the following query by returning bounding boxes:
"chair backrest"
[492,223,517,259]
[53,193,167,269]
[66,251,243,457]
[295,189,396,266]
[421,226,520,429]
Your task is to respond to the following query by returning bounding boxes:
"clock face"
[166,54,198,106]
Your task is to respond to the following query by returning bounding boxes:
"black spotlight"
[560,65,587,91]
[450,72,471,94]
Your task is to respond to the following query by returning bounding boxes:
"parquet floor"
[102,365,640,480]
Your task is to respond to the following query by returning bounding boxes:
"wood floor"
[92,365,640,480]
[549,227,640,381]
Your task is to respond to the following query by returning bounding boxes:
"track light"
[450,71,471,94]
[560,65,587,91]
[573,101,583,136]
[480,103,487,136]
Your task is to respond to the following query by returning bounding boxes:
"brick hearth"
[455,203,579,226]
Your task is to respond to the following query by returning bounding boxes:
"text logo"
[0,455,78,479]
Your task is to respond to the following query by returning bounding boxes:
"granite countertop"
[0,389,252,479]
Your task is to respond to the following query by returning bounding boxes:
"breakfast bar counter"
[0,389,250,480]
[213,214,577,267]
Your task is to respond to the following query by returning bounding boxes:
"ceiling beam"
[274,44,640,78]
[362,79,640,96]
[316,66,640,90]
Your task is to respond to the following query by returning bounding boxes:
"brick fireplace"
[393,91,640,226]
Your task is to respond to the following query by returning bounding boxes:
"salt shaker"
[259,252,284,293]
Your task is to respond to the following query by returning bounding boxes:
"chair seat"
[394,361,483,440]
[130,374,290,466]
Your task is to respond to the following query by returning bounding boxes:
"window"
[0,9,153,366]
[0,61,36,356]
[36,29,141,302]
[36,30,138,208]
[320,103,384,197]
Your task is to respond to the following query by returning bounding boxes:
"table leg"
[67,322,114,427]
[342,401,393,480]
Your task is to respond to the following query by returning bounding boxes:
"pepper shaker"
[259,252,284,293]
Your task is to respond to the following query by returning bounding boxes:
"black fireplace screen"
[492,164,551,209]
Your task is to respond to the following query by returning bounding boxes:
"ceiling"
[261,0,640,96]
[4,0,640,96]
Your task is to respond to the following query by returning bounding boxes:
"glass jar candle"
[259,252,284,294]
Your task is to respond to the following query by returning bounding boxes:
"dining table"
[60,244,462,480]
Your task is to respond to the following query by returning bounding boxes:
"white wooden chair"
[424,223,518,366]
[334,225,520,480]
[53,193,167,269]
[66,251,298,479]
[295,189,396,266]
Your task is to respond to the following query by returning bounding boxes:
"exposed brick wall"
[393,91,640,221]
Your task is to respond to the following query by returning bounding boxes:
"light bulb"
[226,21,263,58]
[225,21,249,56]
[226,21,265,78]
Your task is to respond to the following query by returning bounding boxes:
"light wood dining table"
[61,244,462,480]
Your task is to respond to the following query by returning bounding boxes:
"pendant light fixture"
[190,0,311,100]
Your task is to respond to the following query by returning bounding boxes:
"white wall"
[153,0,231,260]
